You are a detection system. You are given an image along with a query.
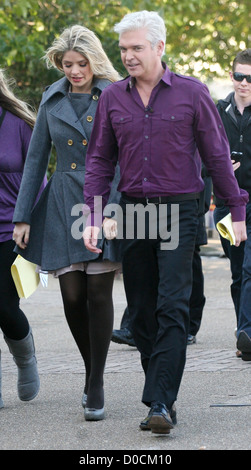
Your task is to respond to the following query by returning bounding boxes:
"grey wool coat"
[13,76,121,271]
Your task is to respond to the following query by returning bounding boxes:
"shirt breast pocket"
[160,113,193,142]
[112,114,133,142]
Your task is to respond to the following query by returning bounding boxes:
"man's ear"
[157,40,165,57]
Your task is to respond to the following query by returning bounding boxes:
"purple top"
[84,65,248,222]
[0,107,33,241]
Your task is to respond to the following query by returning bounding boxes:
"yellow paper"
[11,255,40,298]
[216,213,236,245]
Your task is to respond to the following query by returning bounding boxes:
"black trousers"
[120,197,199,409]
[0,239,29,339]
[214,205,244,323]
[120,244,205,337]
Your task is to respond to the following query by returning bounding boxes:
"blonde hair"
[0,69,36,128]
[44,25,121,83]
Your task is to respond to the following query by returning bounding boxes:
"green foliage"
[1,0,250,107]
[1,0,250,175]
[0,0,128,106]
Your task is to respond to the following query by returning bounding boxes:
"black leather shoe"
[140,402,176,431]
[237,330,251,361]
[187,334,196,345]
[111,328,136,347]
[140,402,174,434]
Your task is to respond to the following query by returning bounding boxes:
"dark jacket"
[217,92,251,196]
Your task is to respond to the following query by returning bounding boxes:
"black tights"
[59,269,115,409]
[0,240,29,340]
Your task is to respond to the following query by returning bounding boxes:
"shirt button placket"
[142,111,151,191]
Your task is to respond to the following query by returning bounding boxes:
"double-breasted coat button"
[71,163,77,169]
[92,95,99,101]
[86,116,93,122]
[82,139,88,146]
[68,139,73,145]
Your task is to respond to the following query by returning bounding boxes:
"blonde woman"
[0,69,44,408]
[13,25,121,421]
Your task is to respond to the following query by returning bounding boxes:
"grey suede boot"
[0,350,3,408]
[4,329,40,401]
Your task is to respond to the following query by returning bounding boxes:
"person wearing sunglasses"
[214,49,251,360]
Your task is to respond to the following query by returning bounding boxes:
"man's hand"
[103,218,118,240]
[13,223,30,249]
[83,226,102,253]
[232,220,247,247]
[231,159,241,172]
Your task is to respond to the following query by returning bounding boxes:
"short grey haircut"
[114,10,166,50]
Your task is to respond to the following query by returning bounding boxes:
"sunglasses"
[233,72,251,83]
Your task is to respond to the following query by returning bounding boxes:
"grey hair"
[114,11,166,49]
[44,25,120,82]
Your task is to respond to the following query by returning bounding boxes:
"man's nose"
[125,49,134,61]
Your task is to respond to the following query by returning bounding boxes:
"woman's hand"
[13,223,30,249]
[83,225,102,253]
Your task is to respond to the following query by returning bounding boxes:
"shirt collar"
[125,62,172,91]
[161,63,172,86]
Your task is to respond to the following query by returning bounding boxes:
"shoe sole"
[237,331,251,361]
[140,409,177,431]
[19,386,40,401]
[111,337,135,347]
[84,408,105,421]
[242,353,251,361]
[148,414,174,434]
[84,407,105,421]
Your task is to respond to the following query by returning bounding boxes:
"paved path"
[1,237,251,454]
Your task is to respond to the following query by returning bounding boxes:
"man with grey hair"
[83,11,247,434]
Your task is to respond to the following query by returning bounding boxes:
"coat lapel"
[42,77,86,137]
[49,95,86,137]
[41,76,112,138]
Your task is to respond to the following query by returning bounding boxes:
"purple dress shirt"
[84,65,248,222]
